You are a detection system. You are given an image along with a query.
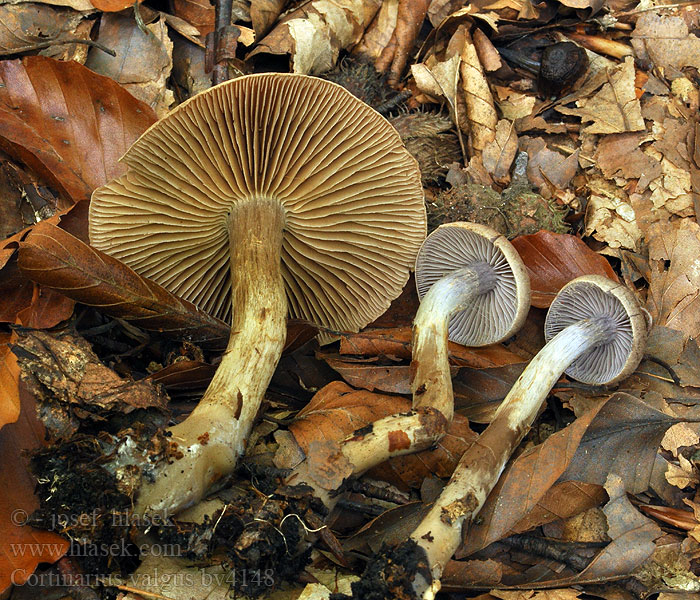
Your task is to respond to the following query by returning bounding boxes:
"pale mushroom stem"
[135,199,287,516]
[411,263,497,420]
[286,407,448,509]
[408,315,616,600]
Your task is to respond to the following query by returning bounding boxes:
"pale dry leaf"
[646,218,700,339]
[646,150,695,217]
[87,14,174,116]
[460,27,497,151]
[10,0,94,11]
[482,119,517,180]
[584,179,641,250]
[594,132,661,190]
[665,455,698,489]
[496,88,536,120]
[662,423,700,457]
[248,0,381,75]
[411,54,461,114]
[557,57,644,134]
[522,136,579,195]
[632,13,700,74]
[353,0,398,60]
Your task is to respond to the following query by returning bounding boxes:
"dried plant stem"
[408,316,615,599]
[135,200,287,516]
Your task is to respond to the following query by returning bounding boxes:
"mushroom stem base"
[135,199,288,516]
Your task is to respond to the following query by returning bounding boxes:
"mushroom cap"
[89,73,426,337]
[415,222,530,346]
[544,275,649,384]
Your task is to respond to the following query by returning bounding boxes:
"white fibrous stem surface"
[135,199,288,517]
[409,316,616,600]
[285,408,448,509]
[411,263,496,420]
[282,264,496,505]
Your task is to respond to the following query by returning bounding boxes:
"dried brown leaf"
[458,397,605,557]
[0,4,85,54]
[14,329,168,439]
[172,0,215,36]
[646,219,700,339]
[353,0,398,61]
[247,0,381,75]
[632,13,700,73]
[0,56,156,203]
[522,136,579,195]
[87,14,174,116]
[0,333,20,430]
[556,57,644,134]
[251,0,287,37]
[17,222,230,349]
[339,326,524,366]
[377,0,430,85]
[0,384,68,594]
[482,119,517,181]
[460,27,497,152]
[511,231,618,308]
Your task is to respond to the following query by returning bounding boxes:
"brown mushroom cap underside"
[89,74,426,336]
[415,222,530,346]
[544,275,648,385]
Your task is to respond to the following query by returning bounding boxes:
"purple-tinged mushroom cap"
[544,275,649,384]
[415,222,530,346]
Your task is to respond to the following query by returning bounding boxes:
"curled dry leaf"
[482,119,517,181]
[646,219,700,340]
[247,0,381,75]
[172,0,215,36]
[251,0,287,38]
[17,222,230,349]
[459,26,497,152]
[0,333,20,429]
[353,0,399,61]
[86,14,174,117]
[0,56,157,203]
[511,230,618,308]
[376,0,430,85]
[0,384,69,594]
[287,381,477,490]
[557,57,644,134]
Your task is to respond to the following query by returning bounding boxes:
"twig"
[0,39,116,57]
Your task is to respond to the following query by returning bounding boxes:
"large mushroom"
[89,73,426,516]
[384,275,649,600]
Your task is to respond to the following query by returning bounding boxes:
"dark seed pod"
[538,42,588,97]
[389,112,462,185]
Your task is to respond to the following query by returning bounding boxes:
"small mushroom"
[89,73,426,515]
[403,275,649,599]
[412,222,530,420]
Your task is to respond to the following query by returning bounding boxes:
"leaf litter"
[0,0,699,598]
